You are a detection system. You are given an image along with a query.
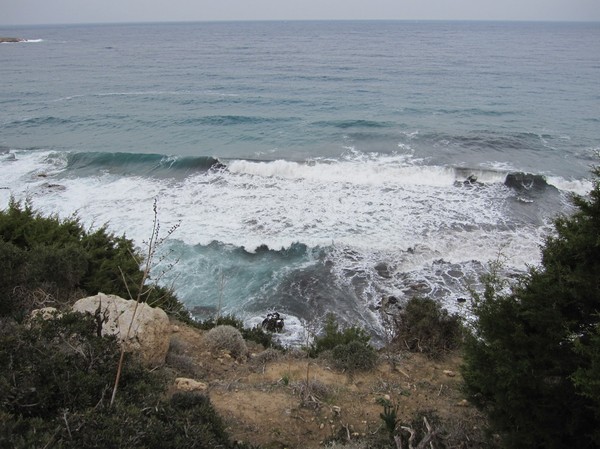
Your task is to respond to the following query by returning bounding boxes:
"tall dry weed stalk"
[109,198,180,407]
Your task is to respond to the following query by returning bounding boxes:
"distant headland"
[0,37,25,43]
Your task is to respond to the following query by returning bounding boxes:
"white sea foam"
[0,150,544,257]
[546,176,593,196]
[228,157,459,187]
[0,149,568,339]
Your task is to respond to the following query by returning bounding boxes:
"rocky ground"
[166,319,491,449]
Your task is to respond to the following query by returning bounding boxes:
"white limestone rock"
[72,292,170,367]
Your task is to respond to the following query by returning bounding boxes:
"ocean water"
[1,21,599,345]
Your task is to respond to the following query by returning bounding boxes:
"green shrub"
[394,297,463,358]
[0,312,161,419]
[330,340,378,373]
[0,313,247,449]
[310,313,371,357]
[462,166,600,448]
[197,314,245,330]
[203,325,248,359]
[198,314,281,349]
[0,199,188,321]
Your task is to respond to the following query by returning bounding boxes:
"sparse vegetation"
[0,312,250,449]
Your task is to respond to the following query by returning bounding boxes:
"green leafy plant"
[377,397,400,438]
[309,313,371,357]
[330,340,378,373]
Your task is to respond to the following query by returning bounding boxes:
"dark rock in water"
[504,172,548,192]
[41,182,66,191]
[375,262,392,278]
[0,37,25,43]
[380,295,402,312]
[454,174,482,188]
[210,160,227,171]
[456,297,468,304]
[261,312,284,332]
[466,174,478,184]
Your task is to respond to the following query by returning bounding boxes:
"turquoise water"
[1,21,599,344]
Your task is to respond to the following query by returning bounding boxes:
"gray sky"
[1,0,600,26]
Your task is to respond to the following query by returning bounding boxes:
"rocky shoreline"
[0,37,25,43]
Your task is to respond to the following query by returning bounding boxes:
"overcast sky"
[1,0,600,26]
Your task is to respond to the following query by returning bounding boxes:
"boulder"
[72,293,170,367]
[174,377,208,392]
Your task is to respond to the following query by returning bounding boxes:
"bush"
[394,297,463,358]
[462,166,600,448]
[0,312,247,449]
[198,314,281,349]
[203,325,248,359]
[0,199,188,320]
[330,340,378,373]
[310,313,371,357]
[0,312,161,419]
[251,347,282,365]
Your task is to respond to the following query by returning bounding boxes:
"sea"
[1,20,599,345]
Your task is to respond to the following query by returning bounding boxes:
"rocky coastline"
[0,37,25,43]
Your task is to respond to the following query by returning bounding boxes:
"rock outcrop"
[72,293,170,367]
[0,37,25,43]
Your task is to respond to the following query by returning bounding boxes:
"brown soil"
[167,320,488,449]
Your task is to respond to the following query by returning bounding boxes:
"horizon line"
[2,18,600,28]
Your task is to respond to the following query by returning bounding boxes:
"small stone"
[319,423,324,429]
[174,378,208,392]
[443,370,456,377]
[457,399,469,407]
[331,406,341,415]
[172,325,180,333]
[30,307,61,321]
[383,394,391,401]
